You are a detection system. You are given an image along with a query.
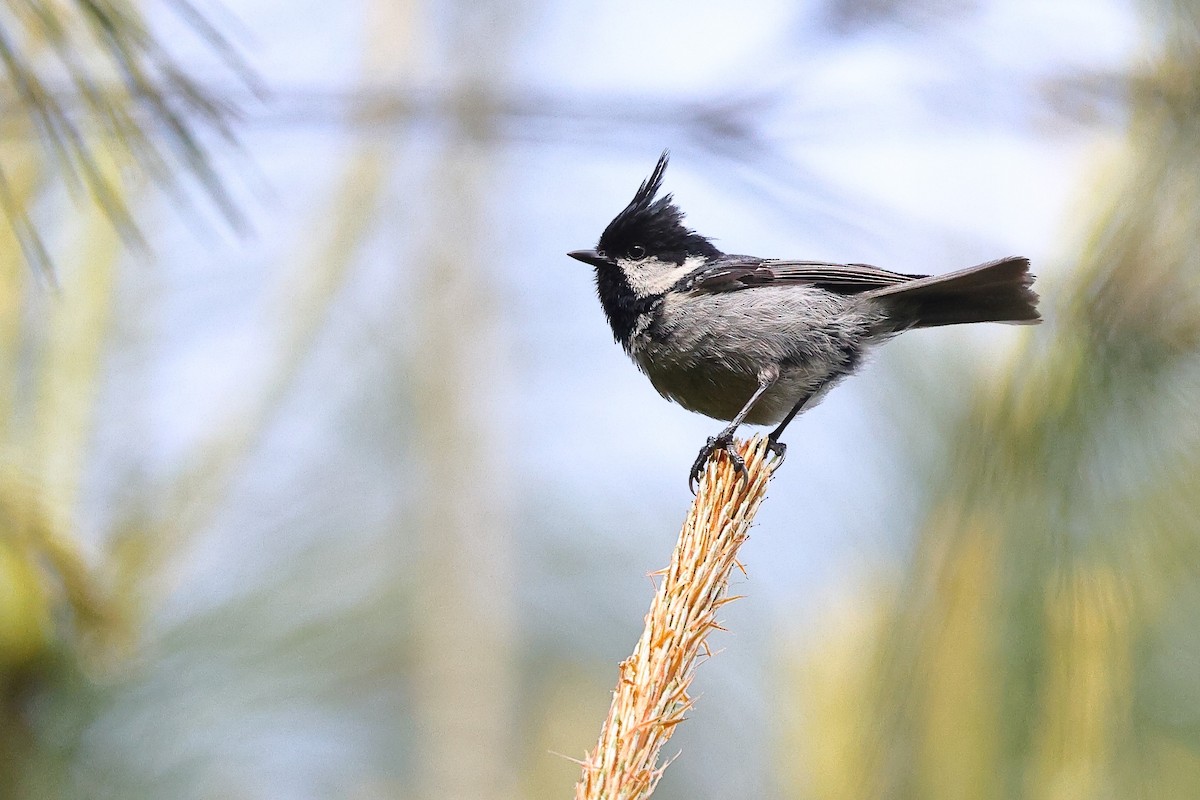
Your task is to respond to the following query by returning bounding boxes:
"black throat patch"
[594,265,663,347]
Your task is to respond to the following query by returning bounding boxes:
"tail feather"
[865,256,1040,329]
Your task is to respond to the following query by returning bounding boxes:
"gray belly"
[626,287,880,425]
[631,349,830,424]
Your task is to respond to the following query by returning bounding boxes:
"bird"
[568,151,1040,490]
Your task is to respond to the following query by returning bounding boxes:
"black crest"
[596,151,721,265]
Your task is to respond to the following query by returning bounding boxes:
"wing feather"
[680,258,925,295]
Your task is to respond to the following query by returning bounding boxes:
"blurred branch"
[404,5,522,799]
[75,83,906,241]
[137,81,1087,140]
[574,438,780,799]
[817,0,979,34]
[0,154,32,435]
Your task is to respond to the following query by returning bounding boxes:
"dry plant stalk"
[574,436,781,799]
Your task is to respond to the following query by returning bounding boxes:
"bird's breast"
[625,288,876,424]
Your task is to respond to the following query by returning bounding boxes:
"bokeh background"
[3,0,1200,798]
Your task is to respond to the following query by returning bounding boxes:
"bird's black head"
[568,152,723,347]
[594,151,721,266]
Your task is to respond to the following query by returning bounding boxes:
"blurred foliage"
[0,161,125,797]
[784,3,1200,798]
[0,0,254,277]
[0,1,266,795]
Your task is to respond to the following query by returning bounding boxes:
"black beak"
[567,249,612,268]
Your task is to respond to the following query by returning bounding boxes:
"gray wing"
[680,258,925,296]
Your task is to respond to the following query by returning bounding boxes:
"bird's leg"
[689,370,777,492]
[764,390,816,461]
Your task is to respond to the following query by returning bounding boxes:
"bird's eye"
[629,244,647,260]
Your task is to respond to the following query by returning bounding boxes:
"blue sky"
[127,0,1144,613]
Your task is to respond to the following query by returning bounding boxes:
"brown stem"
[574,437,781,799]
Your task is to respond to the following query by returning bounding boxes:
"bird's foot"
[689,433,746,493]
[765,435,787,462]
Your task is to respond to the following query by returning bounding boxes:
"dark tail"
[865,256,1040,329]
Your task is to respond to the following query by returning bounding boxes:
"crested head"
[578,152,724,348]
[595,151,722,266]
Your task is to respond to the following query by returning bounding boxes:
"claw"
[766,436,787,462]
[688,434,748,493]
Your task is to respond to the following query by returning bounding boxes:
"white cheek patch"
[620,255,706,298]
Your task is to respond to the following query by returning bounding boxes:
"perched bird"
[569,152,1040,490]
